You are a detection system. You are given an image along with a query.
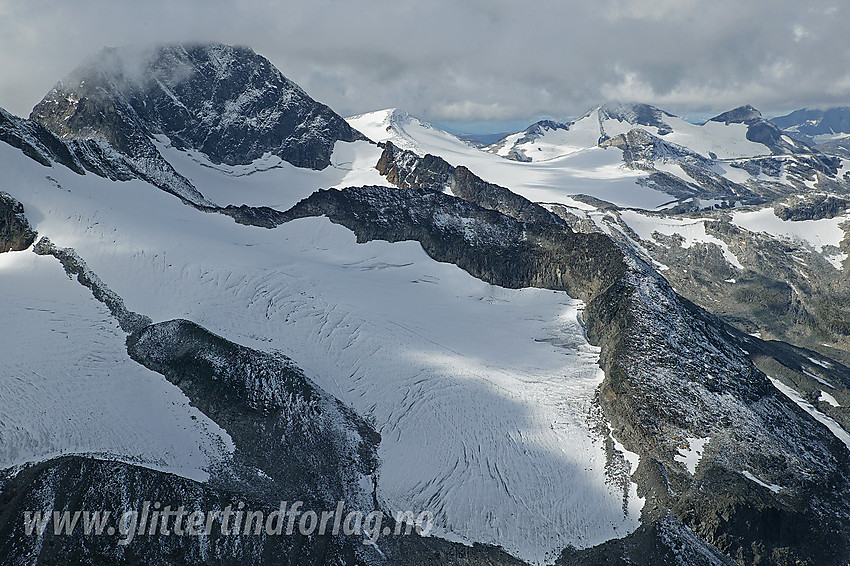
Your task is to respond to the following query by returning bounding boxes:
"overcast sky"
[2,0,849,130]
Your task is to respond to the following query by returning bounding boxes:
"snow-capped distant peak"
[486,103,678,162]
[709,104,763,125]
[347,108,475,156]
[596,102,675,131]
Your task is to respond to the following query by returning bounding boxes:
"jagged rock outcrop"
[32,237,152,333]
[774,194,850,221]
[377,141,562,225]
[127,319,380,507]
[0,192,37,252]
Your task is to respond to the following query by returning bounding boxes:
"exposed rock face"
[1,106,86,174]
[772,106,850,141]
[600,129,758,203]
[597,102,676,136]
[558,514,736,566]
[487,103,676,162]
[0,455,524,566]
[591,203,850,367]
[376,141,562,225]
[774,194,850,221]
[709,105,765,125]
[282,185,623,299]
[31,43,365,171]
[2,104,205,204]
[0,192,37,252]
[127,319,380,507]
[0,456,361,566]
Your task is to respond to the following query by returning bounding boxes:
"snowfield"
[153,135,391,209]
[348,109,674,210]
[732,207,849,253]
[485,107,772,163]
[0,249,233,482]
[0,140,641,563]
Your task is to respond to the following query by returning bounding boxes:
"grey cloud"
[1,0,848,124]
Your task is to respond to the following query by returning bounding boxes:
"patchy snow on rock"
[769,377,850,452]
[808,356,833,369]
[619,210,744,269]
[674,437,710,475]
[347,109,673,211]
[804,368,835,388]
[740,470,782,493]
[732,207,849,253]
[820,391,841,408]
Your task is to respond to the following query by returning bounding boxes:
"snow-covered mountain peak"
[595,102,675,133]
[347,108,476,156]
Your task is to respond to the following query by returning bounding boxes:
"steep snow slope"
[0,249,232,482]
[348,108,476,156]
[349,109,672,210]
[0,140,640,563]
[153,135,389,208]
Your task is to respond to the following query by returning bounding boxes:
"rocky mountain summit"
[31,43,364,170]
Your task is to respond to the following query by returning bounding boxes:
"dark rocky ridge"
[772,106,850,141]
[376,141,563,225]
[0,455,525,566]
[127,319,380,508]
[31,43,365,171]
[33,236,153,333]
[773,193,850,221]
[0,192,37,253]
[557,514,736,566]
[0,456,363,566]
